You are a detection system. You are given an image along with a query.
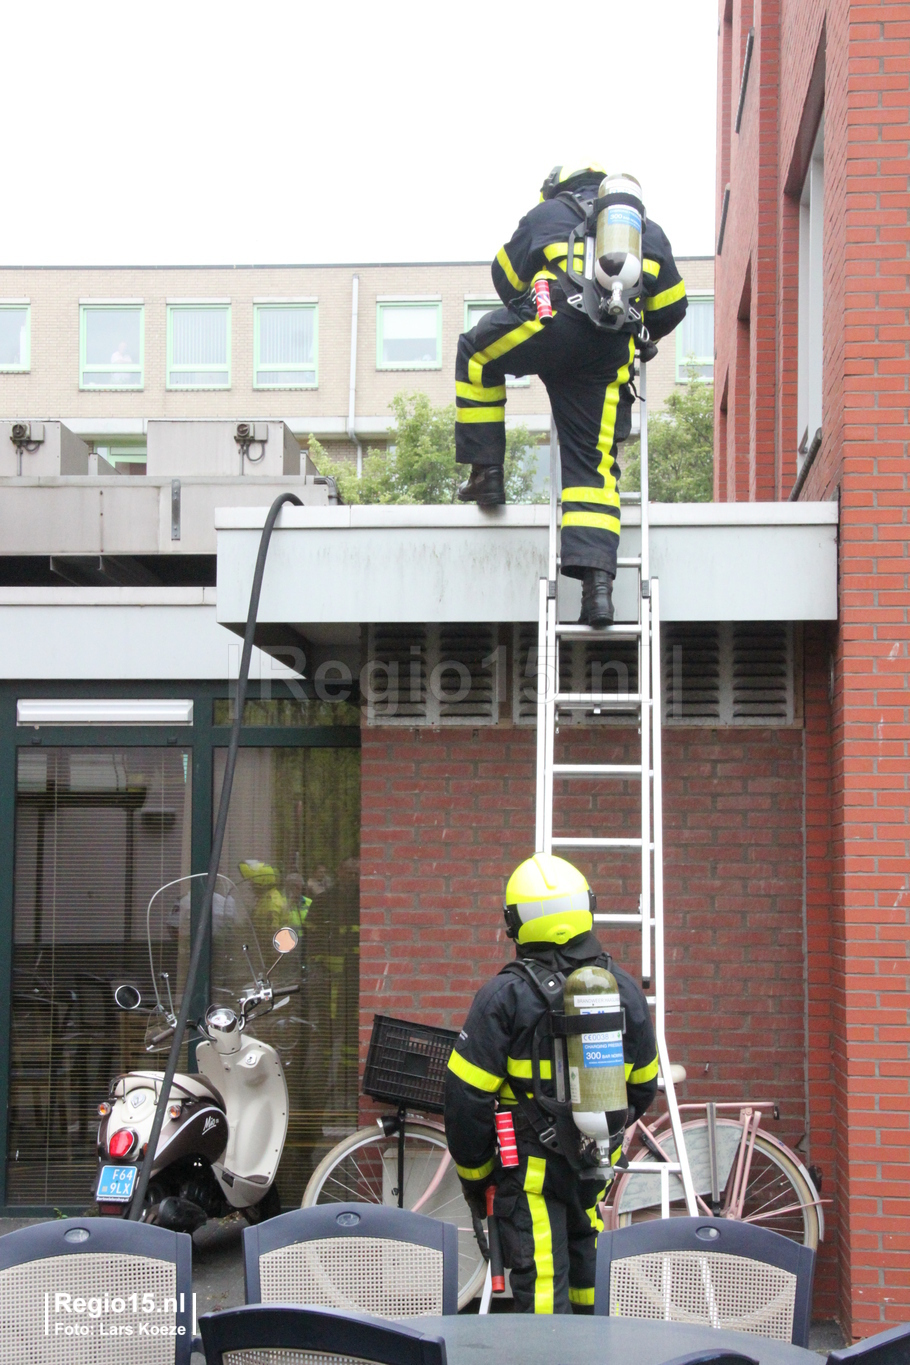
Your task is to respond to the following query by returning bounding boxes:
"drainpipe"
[347,273,362,476]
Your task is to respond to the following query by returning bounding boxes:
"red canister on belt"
[495,1109,519,1167]
[533,278,553,324]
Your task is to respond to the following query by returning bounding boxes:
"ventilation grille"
[663,623,795,726]
[366,624,499,725]
[365,623,797,727]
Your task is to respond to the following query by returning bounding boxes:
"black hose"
[128,491,302,1220]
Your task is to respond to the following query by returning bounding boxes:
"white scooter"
[94,874,300,1231]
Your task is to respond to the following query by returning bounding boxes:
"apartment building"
[714,0,910,1336]
[0,258,713,472]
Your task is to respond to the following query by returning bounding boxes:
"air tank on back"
[594,173,645,317]
[564,964,629,1168]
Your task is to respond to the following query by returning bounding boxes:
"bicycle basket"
[362,1015,459,1114]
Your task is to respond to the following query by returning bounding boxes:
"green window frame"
[167,303,231,389]
[376,299,441,370]
[463,299,530,387]
[0,302,30,373]
[0,678,361,1215]
[253,303,318,389]
[79,303,144,390]
[675,293,714,383]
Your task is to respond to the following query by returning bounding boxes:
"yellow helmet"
[503,854,595,945]
[238,859,280,889]
[540,163,607,201]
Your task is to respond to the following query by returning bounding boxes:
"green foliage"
[307,392,542,505]
[623,367,714,503]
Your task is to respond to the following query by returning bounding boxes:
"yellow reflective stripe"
[496,246,527,292]
[447,1050,503,1092]
[628,1055,659,1084]
[524,1156,553,1314]
[455,1157,495,1181]
[506,1057,552,1080]
[455,406,505,424]
[562,511,622,535]
[543,242,585,262]
[643,258,660,277]
[569,1286,596,1305]
[456,380,506,403]
[585,1189,606,1233]
[468,316,545,388]
[645,279,686,311]
[498,1082,518,1102]
[562,485,621,510]
[588,334,633,506]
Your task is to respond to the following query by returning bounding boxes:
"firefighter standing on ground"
[444,854,658,1314]
[455,164,687,628]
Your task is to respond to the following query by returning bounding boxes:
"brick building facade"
[715,0,910,1336]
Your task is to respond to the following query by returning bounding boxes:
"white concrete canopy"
[215,502,839,635]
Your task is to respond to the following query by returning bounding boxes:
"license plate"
[97,1165,138,1202]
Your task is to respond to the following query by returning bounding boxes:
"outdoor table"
[412,1314,818,1365]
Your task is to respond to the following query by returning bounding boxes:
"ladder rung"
[552,837,647,849]
[554,623,642,639]
[594,914,655,925]
[552,764,645,778]
[616,557,641,568]
[554,693,641,710]
[624,1161,683,1173]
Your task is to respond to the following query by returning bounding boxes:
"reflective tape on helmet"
[504,889,595,923]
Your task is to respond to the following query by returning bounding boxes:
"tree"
[307,392,542,505]
[622,367,714,502]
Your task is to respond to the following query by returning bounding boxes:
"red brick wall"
[715,0,910,1336]
[359,721,811,1175]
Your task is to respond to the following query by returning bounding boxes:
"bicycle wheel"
[302,1122,488,1309]
[610,1120,821,1248]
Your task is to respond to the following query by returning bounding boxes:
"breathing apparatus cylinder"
[564,965,628,1168]
[594,173,645,317]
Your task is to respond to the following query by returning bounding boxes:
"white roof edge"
[0,587,215,606]
[214,501,838,531]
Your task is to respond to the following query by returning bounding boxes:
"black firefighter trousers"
[455,292,635,579]
[492,1144,606,1314]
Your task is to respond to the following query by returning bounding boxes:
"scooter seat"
[172,1074,227,1109]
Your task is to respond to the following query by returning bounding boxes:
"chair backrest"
[199,1304,448,1365]
[828,1323,910,1365]
[243,1203,459,1317]
[0,1216,194,1364]
[594,1217,816,1347]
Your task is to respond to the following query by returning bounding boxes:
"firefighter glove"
[459,1177,491,1221]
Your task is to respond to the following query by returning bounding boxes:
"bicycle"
[604,1096,824,1249]
[302,1020,824,1311]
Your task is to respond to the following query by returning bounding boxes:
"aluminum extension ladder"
[535,362,698,1219]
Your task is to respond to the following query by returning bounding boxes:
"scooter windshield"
[143,873,263,1048]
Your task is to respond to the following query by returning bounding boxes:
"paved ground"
[0,1214,847,1357]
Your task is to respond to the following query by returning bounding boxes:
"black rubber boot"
[457,464,505,506]
[579,569,615,628]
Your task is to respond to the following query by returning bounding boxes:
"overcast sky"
[3,1,717,267]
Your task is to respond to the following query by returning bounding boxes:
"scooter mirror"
[114,982,142,1011]
[273,926,299,954]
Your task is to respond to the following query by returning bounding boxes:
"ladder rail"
[535,355,697,1221]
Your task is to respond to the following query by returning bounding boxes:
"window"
[167,302,230,388]
[676,294,714,381]
[377,299,441,369]
[797,117,824,467]
[254,303,317,388]
[0,302,30,372]
[80,304,143,389]
[464,299,530,387]
[94,443,147,473]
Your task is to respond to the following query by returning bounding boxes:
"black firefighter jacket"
[444,931,659,1182]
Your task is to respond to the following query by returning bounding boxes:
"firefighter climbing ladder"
[535,362,698,1217]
